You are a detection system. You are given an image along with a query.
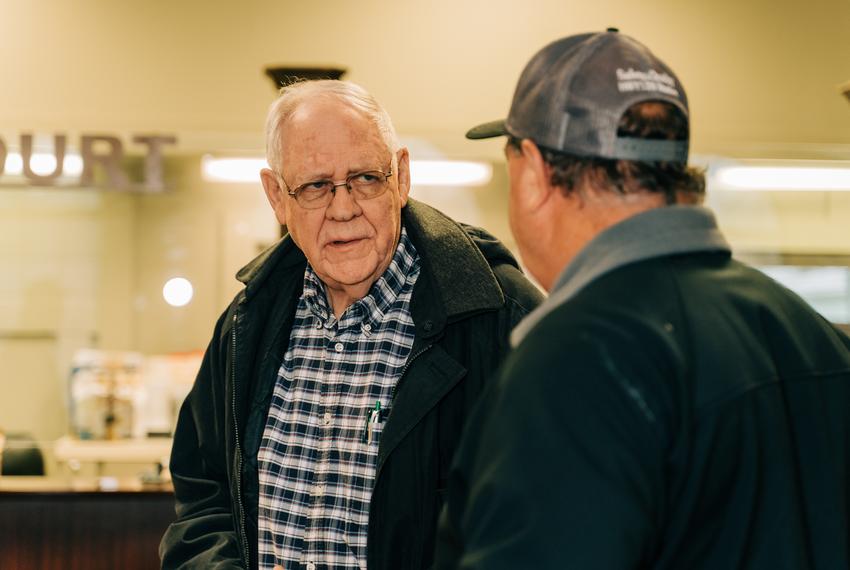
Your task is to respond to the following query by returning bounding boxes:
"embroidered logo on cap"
[616,68,679,96]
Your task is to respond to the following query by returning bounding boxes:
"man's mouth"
[328,237,365,247]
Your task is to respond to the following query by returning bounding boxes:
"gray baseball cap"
[467,29,690,163]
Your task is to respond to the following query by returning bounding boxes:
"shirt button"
[334,342,344,352]
[362,323,372,332]
[306,563,316,570]
[314,483,325,494]
[323,412,332,426]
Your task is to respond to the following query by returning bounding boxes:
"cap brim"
[465,119,507,140]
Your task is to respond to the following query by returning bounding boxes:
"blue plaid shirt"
[257,226,420,570]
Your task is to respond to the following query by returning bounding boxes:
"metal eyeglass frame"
[280,166,394,209]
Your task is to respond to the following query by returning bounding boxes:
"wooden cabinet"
[0,478,175,570]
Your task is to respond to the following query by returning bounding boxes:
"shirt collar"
[511,205,731,346]
[302,225,419,330]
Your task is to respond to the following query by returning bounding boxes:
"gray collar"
[511,206,731,346]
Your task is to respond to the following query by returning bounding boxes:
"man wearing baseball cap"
[436,29,850,568]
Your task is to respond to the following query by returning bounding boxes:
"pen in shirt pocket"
[363,400,386,444]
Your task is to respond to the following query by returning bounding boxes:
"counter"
[0,476,175,570]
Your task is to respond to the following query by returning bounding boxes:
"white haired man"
[160,80,542,569]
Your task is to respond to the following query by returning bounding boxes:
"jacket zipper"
[231,311,250,567]
[390,343,433,403]
[376,342,434,478]
[368,342,434,568]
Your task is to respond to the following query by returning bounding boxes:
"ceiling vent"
[264,66,347,89]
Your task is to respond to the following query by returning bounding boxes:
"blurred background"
[0,0,849,498]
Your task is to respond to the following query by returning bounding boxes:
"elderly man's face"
[263,98,410,295]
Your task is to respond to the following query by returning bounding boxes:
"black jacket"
[438,251,850,569]
[160,200,542,569]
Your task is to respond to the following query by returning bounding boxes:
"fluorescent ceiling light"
[714,165,850,191]
[409,160,492,187]
[201,156,493,187]
[201,156,268,183]
[4,152,84,177]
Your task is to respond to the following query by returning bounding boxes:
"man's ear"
[395,147,411,207]
[260,168,288,226]
[518,139,557,210]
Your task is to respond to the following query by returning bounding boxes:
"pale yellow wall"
[1,0,849,472]
[0,158,279,456]
[131,160,279,355]
[0,0,847,160]
[710,190,850,254]
[0,189,135,442]
[3,154,850,469]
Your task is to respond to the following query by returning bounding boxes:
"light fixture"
[264,66,347,89]
[163,277,194,307]
[201,155,493,187]
[712,164,850,191]
[201,156,267,183]
[408,160,493,187]
[4,152,84,177]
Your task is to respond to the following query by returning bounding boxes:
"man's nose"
[325,183,361,220]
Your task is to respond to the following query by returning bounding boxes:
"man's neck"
[325,283,371,319]
[538,189,668,290]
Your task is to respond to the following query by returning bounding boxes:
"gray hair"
[264,79,400,172]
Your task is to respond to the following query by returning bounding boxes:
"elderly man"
[436,29,850,568]
[159,80,541,570]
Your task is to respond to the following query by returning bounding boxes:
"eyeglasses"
[280,167,394,209]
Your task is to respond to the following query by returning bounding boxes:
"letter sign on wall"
[0,133,177,192]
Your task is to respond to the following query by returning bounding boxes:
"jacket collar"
[234,199,505,326]
[403,199,504,316]
[511,205,731,346]
[235,230,305,301]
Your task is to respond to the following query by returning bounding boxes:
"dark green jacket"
[438,252,850,569]
[160,200,542,569]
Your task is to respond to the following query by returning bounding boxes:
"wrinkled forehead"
[280,98,391,174]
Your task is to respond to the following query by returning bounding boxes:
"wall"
[131,159,279,355]
[3,146,850,475]
[0,189,135,442]
[0,157,278,465]
[0,0,848,162]
[710,190,850,254]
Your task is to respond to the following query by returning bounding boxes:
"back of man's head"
[468,29,704,204]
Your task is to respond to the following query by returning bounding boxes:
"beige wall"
[0,0,849,471]
[2,154,850,470]
[131,160,279,355]
[0,158,278,451]
[711,190,850,254]
[0,0,847,160]
[0,189,134,441]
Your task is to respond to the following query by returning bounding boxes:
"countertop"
[0,476,173,495]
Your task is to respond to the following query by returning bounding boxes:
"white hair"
[264,79,400,172]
